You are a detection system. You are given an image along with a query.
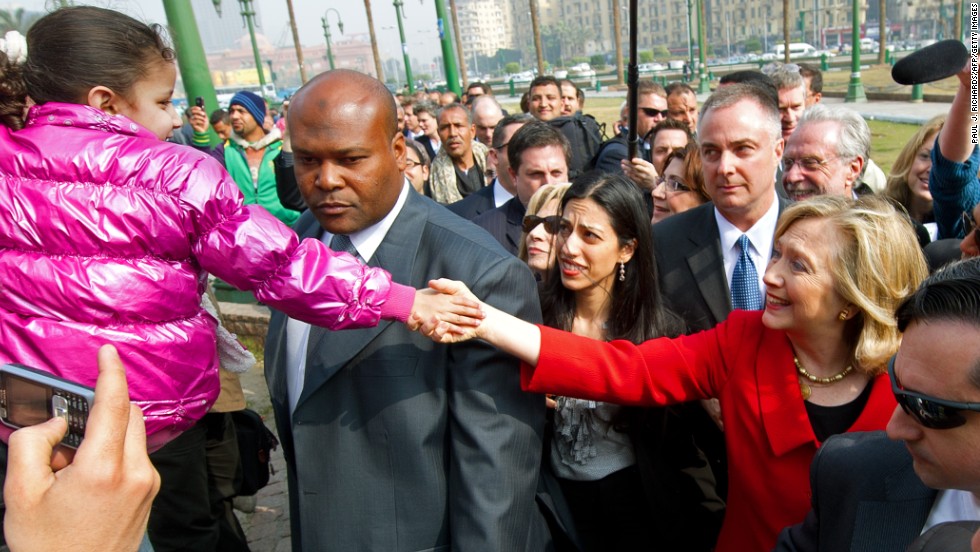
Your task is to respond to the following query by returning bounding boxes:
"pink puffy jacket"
[0,103,415,450]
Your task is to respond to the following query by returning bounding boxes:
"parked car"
[568,62,596,78]
[638,62,665,73]
[668,60,685,70]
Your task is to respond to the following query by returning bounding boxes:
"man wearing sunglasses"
[593,80,668,176]
[775,258,980,552]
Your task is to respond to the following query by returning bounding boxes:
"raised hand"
[621,157,658,190]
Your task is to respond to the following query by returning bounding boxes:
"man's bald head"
[292,69,399,141]
[288,69,407,235]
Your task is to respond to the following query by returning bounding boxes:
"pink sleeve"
[521,320,738,406]
[194,204,407,330]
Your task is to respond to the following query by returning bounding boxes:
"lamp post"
[237,0,266,87]
[433,0,462,94]
[164,0,219,145]
[321,8,343,71]
[845,0,867,102]
[687,0,695,74]
[393,0,416,93]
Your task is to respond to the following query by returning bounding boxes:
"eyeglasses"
[960,210,980,244]
[781,156,840,172]
[522,214,562,234]
[405,159,422,169]
[889,356,980,429]
[493,141,510,151]
[639,107,669,118]
[654,175,691,193]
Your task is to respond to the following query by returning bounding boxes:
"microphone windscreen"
[892,40,969,85]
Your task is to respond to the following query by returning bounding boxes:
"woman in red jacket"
[422,195,928,551]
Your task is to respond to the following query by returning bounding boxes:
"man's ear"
[392,132,407,171]
[87,86,120,115]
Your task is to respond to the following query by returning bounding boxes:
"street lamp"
[845,0,867,102]
[696,0,709,93]
[321,8,344,71]
[393,0,416,93]
[237,0,267,88]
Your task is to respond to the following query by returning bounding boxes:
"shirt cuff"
[379,282,415,323]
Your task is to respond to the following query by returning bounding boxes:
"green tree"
[589,54,605,67]
[504,62,520,74]
[743,37,762,53]
[653,45,670,61]
[639,50,654,63]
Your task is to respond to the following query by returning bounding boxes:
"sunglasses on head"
[639,107,669,118]
[522,215,562,234]
[889,356,980,429]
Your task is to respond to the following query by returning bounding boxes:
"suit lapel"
[684,206,730,323]
[296,194,422,411]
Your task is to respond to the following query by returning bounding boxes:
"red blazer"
[522,310,896,552]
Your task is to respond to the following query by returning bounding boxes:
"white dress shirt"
[715,191,780,303]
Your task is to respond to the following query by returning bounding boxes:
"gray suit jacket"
[774,431,937,552]
[265,190,549,551]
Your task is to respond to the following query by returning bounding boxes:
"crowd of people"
[1,5,980,552]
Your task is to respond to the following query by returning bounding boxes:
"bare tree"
[284,0,307,83]
[364,0,385,81]
[783,0,790,64]
[530,0,545,75]
[612,0,623,85]
[448,0,468,86]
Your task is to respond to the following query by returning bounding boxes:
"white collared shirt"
[715,191,780,304]
[492,178,514,208]
[285,181,411,414]
[921,489,980,533]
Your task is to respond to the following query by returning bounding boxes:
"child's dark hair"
[0,6,175,130]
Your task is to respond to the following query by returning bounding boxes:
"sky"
[1,0,448,68]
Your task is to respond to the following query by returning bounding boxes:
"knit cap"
[229,91,266,124]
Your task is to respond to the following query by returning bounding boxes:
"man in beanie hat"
[191,90,299,225]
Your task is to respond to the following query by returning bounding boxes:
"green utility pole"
[393,0,415,93]
[845,0,866,102]
[322,9,343,71]
[237,0,266,87]
[162,0,219,144]
[433,0,461,95]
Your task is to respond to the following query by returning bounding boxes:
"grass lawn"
[499,95,920,176]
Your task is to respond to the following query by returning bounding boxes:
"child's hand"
[409,279,485,343]
[407,281,484,338]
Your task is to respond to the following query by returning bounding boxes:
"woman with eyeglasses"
[518,183,570,281]
[651,144,710,224]
[519,173,723,551]
[404,139,432,197]
[420,195,929,552]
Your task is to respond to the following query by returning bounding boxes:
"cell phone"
[195,96,205,109]
[0,364,95,448]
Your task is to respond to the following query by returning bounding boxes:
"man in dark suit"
[652,83,788,498]
[447,113,532,221]
[265,69,550,551]
[775,259,980,552]
[472,122,570,256]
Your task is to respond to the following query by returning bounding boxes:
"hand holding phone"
[0,364,94,448]
[3,345,160,552]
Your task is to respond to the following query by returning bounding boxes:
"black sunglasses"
[522,215,562,234]
[889,356,980,429]
[639,107,669,118]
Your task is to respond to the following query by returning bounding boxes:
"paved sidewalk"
[234,353,292,552]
